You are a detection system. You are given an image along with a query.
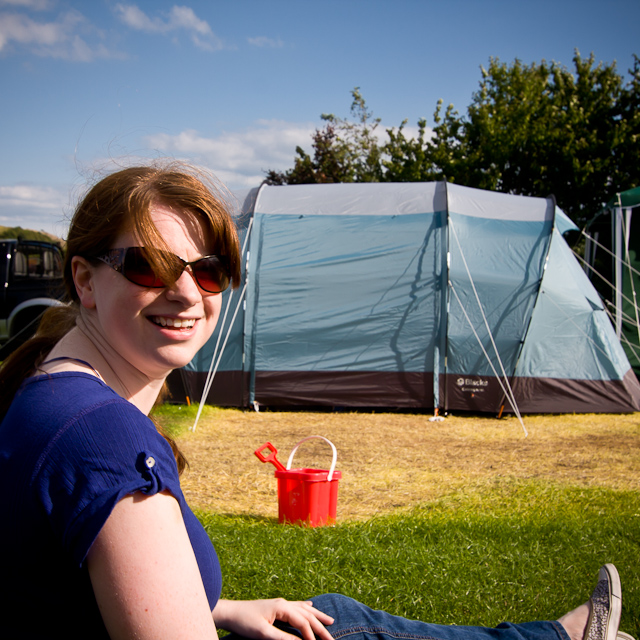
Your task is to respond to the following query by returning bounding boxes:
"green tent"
[585,186,640,374]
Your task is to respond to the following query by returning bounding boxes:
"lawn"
[153,405,640,635]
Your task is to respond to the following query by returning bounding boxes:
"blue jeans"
[227,593,571,640]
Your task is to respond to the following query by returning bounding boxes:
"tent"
[584,186,640,375]
[174,181,640,415]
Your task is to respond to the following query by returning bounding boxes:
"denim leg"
[265,594,571,640]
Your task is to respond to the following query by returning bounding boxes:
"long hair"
[0,162,241,473]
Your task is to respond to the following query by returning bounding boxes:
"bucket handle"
[286,435,338,481]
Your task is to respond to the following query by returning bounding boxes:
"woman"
[0,163,627,640]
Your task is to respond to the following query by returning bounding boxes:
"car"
[0,238,65,358]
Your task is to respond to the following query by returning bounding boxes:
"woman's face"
[79,205,223,380]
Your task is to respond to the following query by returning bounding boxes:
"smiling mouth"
[150,316,197,329]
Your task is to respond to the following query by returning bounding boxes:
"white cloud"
[248,36,284,48]
[0,9,124,61]
[114,3,223,51]
[0,184,63,211]
[0,121,434,236]
[144,120,318,189]
[168,5,210,36]
[0,183,71,237]
[141,120,433,190]
[0,0,52,9]
[113,4,156,31]
[0,3,221,60]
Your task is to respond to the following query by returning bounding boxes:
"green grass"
[152,402,200,438]
[198,479,640,635]
[152,405,640,634]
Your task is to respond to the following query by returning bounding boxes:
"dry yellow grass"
[172,408,640,522]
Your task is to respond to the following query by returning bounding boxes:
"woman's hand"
[213,598,334,640]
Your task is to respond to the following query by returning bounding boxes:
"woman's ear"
[71,256,97,309]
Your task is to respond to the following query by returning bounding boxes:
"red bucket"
[255,436,341,527]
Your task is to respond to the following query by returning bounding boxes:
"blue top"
[0,372,222,639]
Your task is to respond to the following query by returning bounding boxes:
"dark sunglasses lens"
[123,247,165,288]
[193,256,229,293]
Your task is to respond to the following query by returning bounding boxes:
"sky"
[0,0,638,239]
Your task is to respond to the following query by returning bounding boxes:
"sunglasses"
[95,247,230,293]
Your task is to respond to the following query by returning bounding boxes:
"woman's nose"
[165,266,202,304]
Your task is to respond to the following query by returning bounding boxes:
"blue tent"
[176,182,640,414]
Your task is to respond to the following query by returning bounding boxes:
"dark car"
[0,239,65,357]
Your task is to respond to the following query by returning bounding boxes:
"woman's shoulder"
[2,373,184,570]
[18,371,122,413]
[4,372,172,469]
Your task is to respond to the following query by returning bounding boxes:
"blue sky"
[1,0,638,238]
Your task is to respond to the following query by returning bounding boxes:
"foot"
[557,565,622,640]
[617,633,635,640]
[558,603,590,640]
[584,564,622,640]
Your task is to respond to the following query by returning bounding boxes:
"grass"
[198,482,640,634]
[153,404,640,636]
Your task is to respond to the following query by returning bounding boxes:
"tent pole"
[621,206,640,346]
[613,199,624,338]
[583,234,593,275]
[441,181,451,414]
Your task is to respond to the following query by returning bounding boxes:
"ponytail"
[0,304,78,421]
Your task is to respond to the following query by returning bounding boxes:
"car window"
[13,246,63,279]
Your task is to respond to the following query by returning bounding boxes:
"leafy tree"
[382,117,436,182]
[400,52,639,224]
[450,57,557,194]
[321,87,384,183]
[264,123,355,184]
[615,55,640,193]
[265,88,383,185]
[267,53,639,225]
[0,226,63,244]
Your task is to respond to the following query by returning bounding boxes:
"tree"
[321,87,384,183]
[265,88,383,185]
[267,53,639,225]
[416,52,639,224]
[0,226,63,244]
[382,117,436,183]
[264,124,355,184]
[615,54,640,193]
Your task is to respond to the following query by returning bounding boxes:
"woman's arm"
[87,491,217,640]
[213,598,334,640]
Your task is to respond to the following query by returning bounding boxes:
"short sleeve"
[33,398,181,566]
